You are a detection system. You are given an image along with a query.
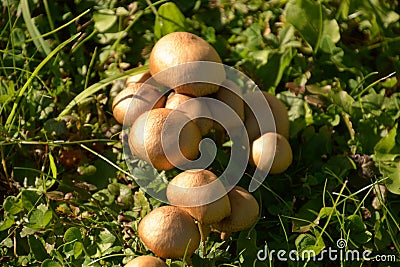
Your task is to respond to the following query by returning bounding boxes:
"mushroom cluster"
[112,32,293,265]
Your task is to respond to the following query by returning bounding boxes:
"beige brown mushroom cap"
[124,255,168,267]
[252,132,293,174]
[149,32,225,97]
[128,108,202,170]
[112,82,166,125]
[138,206,200,260]
[125,71,152,86]
[166,169,231,225]
[213,186,259,233]
[213,80,245,131]
[165,92,213,136]
[244,91,290,142]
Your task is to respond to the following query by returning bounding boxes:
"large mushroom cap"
[244,91,290,141]
[112,82,166,126]
[165,92,213,136]
[138,206,200,260]
[213,186,259,233]
[252,132,293,174]
[128,108,202,170]
[124,255,167,267]
[166,169,231,225]
[149,32,225,97]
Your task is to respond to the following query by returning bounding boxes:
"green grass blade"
[20,0,51,56]
[5,33,81,127]
[57,65,149,119]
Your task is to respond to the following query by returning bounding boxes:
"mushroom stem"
[220,231,231,241]
[198,222,211,257]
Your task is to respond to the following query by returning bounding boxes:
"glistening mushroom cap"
[213,186,259,233]
[166,169,231,225]
[252,132,293,174]
[112,82,166,126]
[244,91,290,142]
[165,92,213,136]
[138,206,200,260]
[149,32,225,97]
[124,255,167,267]
[128,108,202,170]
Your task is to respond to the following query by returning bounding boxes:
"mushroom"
[213,186,259,240]
[128,108,202,170]
[138,206,200,263]
[112,82,166,126]
[124,255,167,267]
[149,32,225,97]
[166,169,231,244]
[207,79,245,141]
[251,132,293,174]
[125,71,152,86]
[244,91,290,142]
[165,92,213,136]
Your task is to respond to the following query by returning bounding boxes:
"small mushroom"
[213,80,245,131]
[124,255,167,267]
[165,92,213,136]
[112,82,166,126]
[138,206,200,262]
[166,169,231,244]
[125,71,152,86]
[128,108,202,170]
[244,91,290,142]
[213,186,259,240]
[252,132,293,174]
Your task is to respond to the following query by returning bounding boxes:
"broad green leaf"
[28,236,48,261]
[93,9,117,33]
[27,204,52,229]
[73,241,84,259]
[286,0,322,51]
[382,162,400,195]
[41,259,62,267]
[64,227,83,242]
[98,229,116,253]
[3,196,24,215]
[330,90,354,114]
[154,2,186,39]
[295,233,325,259]
[374,124,397,156]
[0,216,15,231]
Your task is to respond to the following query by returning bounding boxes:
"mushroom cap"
[165,92,213,136]
[125,71,152,86]
[138,206,200,260]
[166,169,231,224]
[213,186,259,233]
[124,255,167,267]
[128,108,202,170]
[211,79,245,133]
[252,132,293,174]
[149,32,225,97]
[112,82,166,125]
[244,91,290,142]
